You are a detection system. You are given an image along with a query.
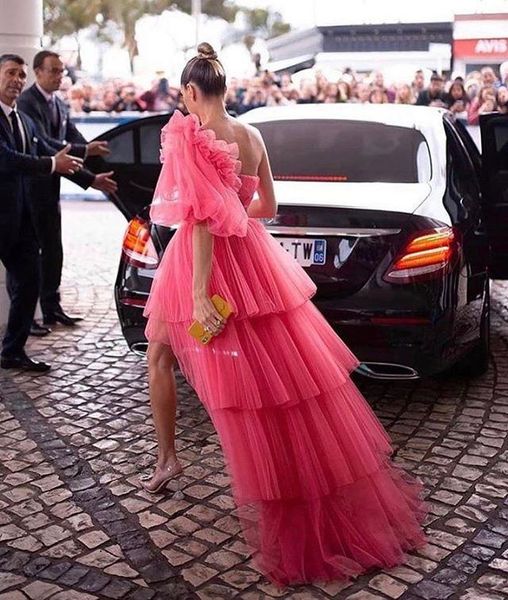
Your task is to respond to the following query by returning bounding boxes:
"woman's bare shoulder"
[231,120,264,148]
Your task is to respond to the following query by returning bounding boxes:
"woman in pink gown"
[142,42,427,586]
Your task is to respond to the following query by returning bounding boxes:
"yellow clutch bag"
[188,294,233,345]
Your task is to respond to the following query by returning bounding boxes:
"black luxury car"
[84,104,508,380]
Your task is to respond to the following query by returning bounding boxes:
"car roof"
[240,103,448,131]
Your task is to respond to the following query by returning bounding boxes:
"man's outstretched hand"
[87,141,110,157]
[91,171,118,194]
[54,144,83,175]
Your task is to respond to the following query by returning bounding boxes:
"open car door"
[480,113,508,279]
[85,113,171,220]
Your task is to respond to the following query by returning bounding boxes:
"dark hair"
[430,72,443,82]
[33,50,60,70]
[180,42,226,96]
[0,54,25,67]
[158,77,170,96]
[449,81,467,102]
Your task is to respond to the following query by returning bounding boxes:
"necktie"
[48,95,59,128]
[9,110,23,152]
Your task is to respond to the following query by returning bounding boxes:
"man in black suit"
[17,50,117,331]
[0,54,84,371]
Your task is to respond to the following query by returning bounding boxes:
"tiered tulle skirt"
[145,219,427,585]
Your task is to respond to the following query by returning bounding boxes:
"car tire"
[458,281,490,377]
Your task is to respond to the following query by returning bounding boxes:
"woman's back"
[201,117,262,176]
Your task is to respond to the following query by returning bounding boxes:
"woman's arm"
[192,223,224,334]
[247,134,277,219]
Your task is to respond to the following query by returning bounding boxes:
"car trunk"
[266,181,432,299]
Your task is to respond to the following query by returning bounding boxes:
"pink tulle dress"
[144,110,427,586]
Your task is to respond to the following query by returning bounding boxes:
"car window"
[102,129,134,164]
[253,119,432,184]
[453,119,482,177]
[494,124,508,158]
[140,123,164,165]
[445,124,481,199]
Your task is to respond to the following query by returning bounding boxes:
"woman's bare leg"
[142,341,182,492]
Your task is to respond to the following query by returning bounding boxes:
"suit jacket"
[17,84,95,202]
[0,109,53,255]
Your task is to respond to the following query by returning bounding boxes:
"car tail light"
[119,295,147,308]
[122,217,158,269]
[384,227,458,283]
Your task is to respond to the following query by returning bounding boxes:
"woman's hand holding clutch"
[189,294,232,344]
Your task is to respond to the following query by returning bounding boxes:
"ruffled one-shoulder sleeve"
[149,110,248,237]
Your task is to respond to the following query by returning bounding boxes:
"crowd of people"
[62,63,508,125]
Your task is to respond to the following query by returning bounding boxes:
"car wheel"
[459,282,490,377]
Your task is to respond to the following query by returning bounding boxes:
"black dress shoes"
[43,309,83,327]
[30,321,52,337]
[1,353,51,372]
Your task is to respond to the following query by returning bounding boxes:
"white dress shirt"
[0,98,55,172]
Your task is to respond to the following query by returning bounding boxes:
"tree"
[165,0,239,23]
[99,0,242,72]
[43,0,290,74]
[241,7,290,39]
[99,0,151,73]
[43,0,102,69]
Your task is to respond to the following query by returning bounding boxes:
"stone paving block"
[137,510,168,529]
[473,530,506,549]
[166,516,201,536]
[41,539,84,559]
[477,572,508,593]
[204,548,245,571]
[174,538,209,558]
[346,592,385,600]
[462,544,497,561]
[447,552,482,575]
[148,529,178,548]
[432,567,469,587]
[78,530,110,549]
[193,527,231,545]
[77,549,119,569]
[0,573,27,592]
[100,579,135,599]
[405,555,439,574]
[51,592,99,600]
[196,583,240,599]
[386,566,424,584]
[368,574,408,598]
[22,581,62,599]
[489,558,508,571]
[160,547,193,567]
[412,580,455,599]
[0,524,25,542]
[103,562,139,578]
[417,544,451,562]
[34,524,72,547]
[181,563,220,587]
[459,590,506,600]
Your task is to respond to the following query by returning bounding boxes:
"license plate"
[277,238,327,266]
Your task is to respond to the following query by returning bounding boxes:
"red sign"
[454,38,508,59]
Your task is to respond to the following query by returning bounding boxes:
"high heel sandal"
[140,460,183,494]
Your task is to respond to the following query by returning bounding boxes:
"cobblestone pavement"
[0,199,507,600]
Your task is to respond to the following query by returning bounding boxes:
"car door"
[479,112,508,279]
[85,113,171,220]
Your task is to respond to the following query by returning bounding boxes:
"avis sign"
[454,38,508,59]
[475,39,508,54]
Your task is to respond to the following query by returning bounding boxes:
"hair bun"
[197,42,218,61]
